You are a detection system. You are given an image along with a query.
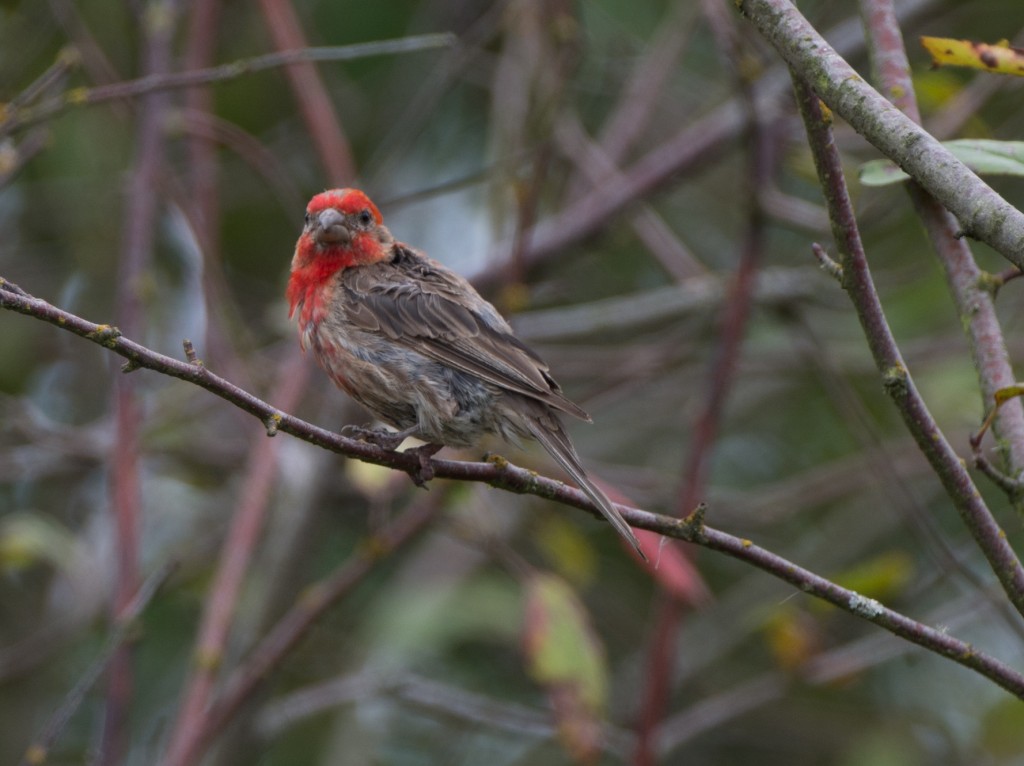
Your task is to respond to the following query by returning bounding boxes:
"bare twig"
[18,564,175,766]
[257,0,354,185]
[790,77,1024,618]
[162,349,310,766]
[168,491,446,765]
[101,3,177,761]
[859,0,1024,508]
[1,34,456,136]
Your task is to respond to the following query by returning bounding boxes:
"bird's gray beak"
[315,208,351,245]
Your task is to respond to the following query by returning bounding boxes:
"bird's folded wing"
[342,252,590,422]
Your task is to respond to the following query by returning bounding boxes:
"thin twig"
[790,76,1024,619]
[168,491,446,765]
[1,34,456,136]
[257,0,354,184]
[859,0,1024,510]
[18,564,175,766]
[162,349,310,766]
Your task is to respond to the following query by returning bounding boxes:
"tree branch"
[790,76,1024,619]
[739,0,1024,269]
[0,34,456,136]
[858,0,1024,507]
[2,278,1024,699]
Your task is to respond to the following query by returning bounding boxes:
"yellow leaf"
[763,607,820,670]
[921,36,1024,77]
[830,551,914,602]
[534,515,598,586]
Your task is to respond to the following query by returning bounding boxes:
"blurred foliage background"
[3,0,1024,764]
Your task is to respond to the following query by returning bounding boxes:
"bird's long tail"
[526,416,646,561]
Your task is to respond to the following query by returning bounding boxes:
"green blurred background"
[3,0,1024,764]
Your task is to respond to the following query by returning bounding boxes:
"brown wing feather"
[341,244,590,421]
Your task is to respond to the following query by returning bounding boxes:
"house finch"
[287,188,643,558]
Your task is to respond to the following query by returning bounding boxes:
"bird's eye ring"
[358,209,373,226]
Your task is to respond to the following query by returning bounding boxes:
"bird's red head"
[306,188,383,226]
[287,189,391,321]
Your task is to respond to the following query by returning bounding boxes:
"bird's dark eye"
[358,209,373,226]
[304,212,311,226]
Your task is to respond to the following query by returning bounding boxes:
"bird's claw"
[341,424,407,451]
[404,443,443,488]
[340,425,441,487]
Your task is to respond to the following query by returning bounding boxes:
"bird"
[286,188,643,558]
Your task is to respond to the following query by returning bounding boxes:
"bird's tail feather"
[526,417,646,560]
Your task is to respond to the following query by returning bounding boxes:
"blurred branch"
[0,34,456,136]
[475,0,937,289]
[254,669,606,749]
[657,586,1007,755]
[4,46,79,112]
[860,0,1024,510]
[479,94,738,290]
[554,116,705,281]
[101,3,179,762]
[17,564,174,766]
[0,129,50,188]
[791,80,1024,619]
[2,283,1024,701]
[739,0,1024,269]
[257,0,354,185]
[162,349,310,766]
[593,3,697,171]
[367,1,511,181]
[170,490,446,765]
[636,4,771,758]
[512,266,824,342]
[173,108,305,213]
[47,0,124,87]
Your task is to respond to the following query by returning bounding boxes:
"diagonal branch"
[858,0,1024,510]
[739,0,1024,269]
[167,490,446,766]
[791,77,1024,619]
[1,34,456,136]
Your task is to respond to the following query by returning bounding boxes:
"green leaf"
[523,573,608,762]
[523,573,607,712]
[859,139,1024,186]
[0,512,77,573]
[994,383,1024,406]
